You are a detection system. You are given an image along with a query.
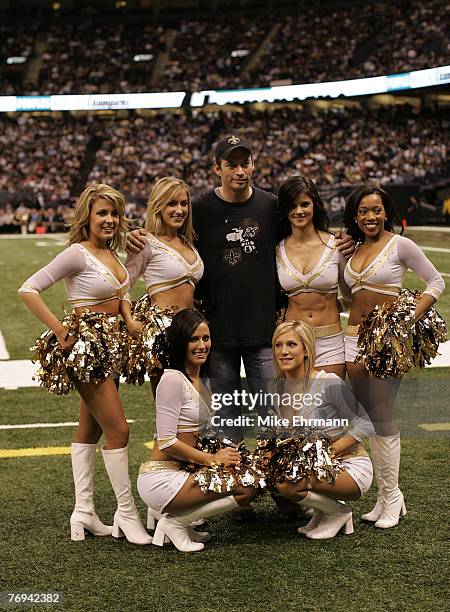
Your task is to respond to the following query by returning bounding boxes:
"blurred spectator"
[0,115,90,208]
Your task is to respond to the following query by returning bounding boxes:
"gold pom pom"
[261,431,341,489]
[187,430,341,495]
[188,433,267,495]
[355,289,447,378]
[31,311,126,395]
[122,294,175,385]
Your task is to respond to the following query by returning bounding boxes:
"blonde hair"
[272,320,316,384]
[144,177,195,244]
[68,183,128,251]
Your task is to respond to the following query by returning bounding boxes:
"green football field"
[0,231,449,612]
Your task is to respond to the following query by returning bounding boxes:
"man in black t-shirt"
[192,135,278,442]
[126,135,278,435]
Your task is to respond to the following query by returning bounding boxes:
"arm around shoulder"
[125,238,151,289]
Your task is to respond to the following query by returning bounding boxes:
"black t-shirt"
[192,187,279,348]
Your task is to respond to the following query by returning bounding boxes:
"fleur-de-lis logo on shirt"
[223,248,242,266]
[227,136,240,145]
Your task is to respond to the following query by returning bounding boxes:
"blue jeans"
[208,345,275,442]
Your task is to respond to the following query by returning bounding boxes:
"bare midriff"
[348,289,397,326]
[150,283,195,312]
[150,431,198,462]
[285,292,340,327]
[74,298,120,317]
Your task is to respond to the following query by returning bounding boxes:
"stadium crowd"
[158,15,270,91]
[1,0,448,95]
[0,115,90,206]
[37,22,165,95]
[0,104,447,230]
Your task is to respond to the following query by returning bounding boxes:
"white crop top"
[276,235,352,306]
[155,369,211,451]
[344,234,444,299]
[125,234,204,297]
[18,243,131,308]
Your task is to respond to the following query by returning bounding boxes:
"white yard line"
[36,241,65,246]
[0,332,10,360]
[1,339,450,390]
[0,359,151,389]
[0,419,135,430]
[405,226,450,232]
[0,233,66,240]
[420,246,450,254]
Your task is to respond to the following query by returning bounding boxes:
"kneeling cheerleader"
[271,321,374,540]
[137,308,256,552]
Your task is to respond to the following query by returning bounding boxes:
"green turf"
[1,381,449,612]
[1,233,449,611]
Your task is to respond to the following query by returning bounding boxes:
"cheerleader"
[18,184,151,545]
[343,184,445,528]
[124,177,203,391]
[272,321,374,539]
[276,175,352,380]
[137,308,255,552]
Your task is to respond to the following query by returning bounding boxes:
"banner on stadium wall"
[191,65,450,106]
[0,92,186,112]
[0,65,449,112]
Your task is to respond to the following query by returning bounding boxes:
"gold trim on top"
[149,234,201,269]
[351,279,401,295]
[76,244,129,288]
[69,296,119,307]
[147,269,201,293]
[346,235,399,289]
[277,236,337,296]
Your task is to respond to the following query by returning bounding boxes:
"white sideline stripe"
[405,226,450,232]
[0,233,66,240]
[0,359,150,389]
[426,340,450,368]
[0,360,41,389]
[1,345,449,390]
[420,246,450,253]
[36,241,65,247]
[0,419,136,430]
[441,272,450,277]
[0,332,10,360]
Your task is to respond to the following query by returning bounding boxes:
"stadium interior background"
[0,0,449,233]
